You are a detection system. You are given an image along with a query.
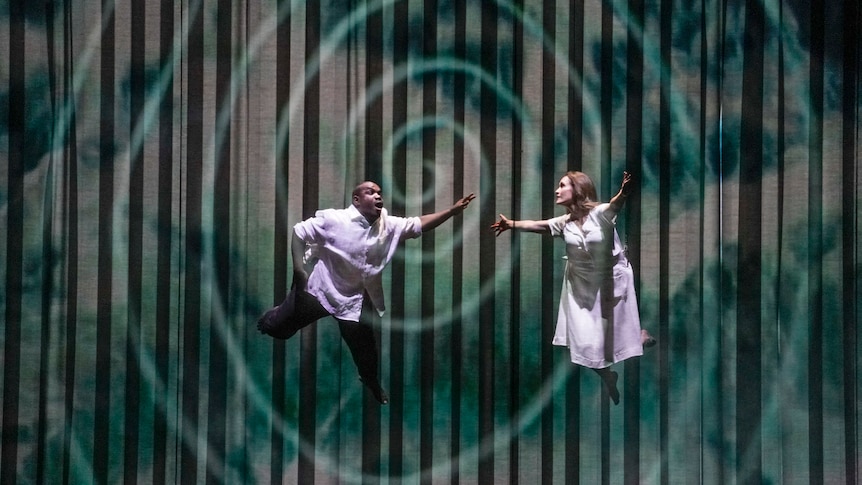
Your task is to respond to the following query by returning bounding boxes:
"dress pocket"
[612,265,629,299]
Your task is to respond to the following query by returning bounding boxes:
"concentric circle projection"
[341,57,538,335]
[248,1,604,482]
[87,0,792,482]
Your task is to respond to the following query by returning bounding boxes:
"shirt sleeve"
[293,209,334,243]
[387,214,422,239]
[547,215,568,237]
[593,203,616,227]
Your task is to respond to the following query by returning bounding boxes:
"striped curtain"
[1,0,859,483]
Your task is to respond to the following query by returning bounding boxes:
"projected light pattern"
[0,0,858,484]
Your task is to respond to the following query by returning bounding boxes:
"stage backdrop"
[1,0,859,483]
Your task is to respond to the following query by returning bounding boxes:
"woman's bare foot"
[641,329,657,348]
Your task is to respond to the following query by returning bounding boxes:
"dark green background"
[1,0,859,483]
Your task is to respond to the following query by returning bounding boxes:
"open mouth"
[374,201,384,209]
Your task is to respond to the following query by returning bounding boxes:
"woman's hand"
[608,171,634,217]
[491,214,513,237]
[619,171,633,197]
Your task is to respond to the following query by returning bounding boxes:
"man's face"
[352,182,384,222]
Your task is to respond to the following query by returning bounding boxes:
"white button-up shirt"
[293,204,422,322]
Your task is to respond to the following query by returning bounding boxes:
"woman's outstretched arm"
[491,214,551,236]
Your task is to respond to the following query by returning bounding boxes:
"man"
[258,181,475,404]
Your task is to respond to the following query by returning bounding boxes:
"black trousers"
[258,288,381,385]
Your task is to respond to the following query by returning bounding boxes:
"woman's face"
[554,176,574,207]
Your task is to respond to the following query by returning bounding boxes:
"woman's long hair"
[564,171,598,218]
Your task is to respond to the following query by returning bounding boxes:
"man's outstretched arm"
[418,193,476,233]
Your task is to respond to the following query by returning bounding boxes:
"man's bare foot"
[605,370,620,405]
[594,368,620,405]
[361,377,389,405]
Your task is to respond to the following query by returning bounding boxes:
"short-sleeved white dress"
[548,203,644,369]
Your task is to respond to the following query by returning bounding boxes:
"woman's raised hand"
[619,171,633,196]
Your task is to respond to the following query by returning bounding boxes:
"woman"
[491,171,655,404]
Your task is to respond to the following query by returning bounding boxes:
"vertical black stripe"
[271,1,292,482]
[699,0,713,480]
[153,1,175,482]
[360,2,385,481]
[567,0,584,173]
[566,1,584,482]
[206,1,233,482]
[299,1,321,482]
[623,0,645,481]
[181,4,205,482]
[509,1,524,484]
[389,0,409,479]
[450,1,467,482]
[365,0,384,181]
[600,0,614,192]
[37,1,58,482]
[364,1,385,479]
[807,0,825,481]
[841,1,859,483]
[420,0,437,480]
[599,2,614,483]
[737,0,765,482]
[478,2,498,481]
[714,0,728,482]
[418,189,437,479]
[776,2,787,479]
[125,2,146,482]
[540,1,556,483]
[93,1,116,482]
[658,0,673,482]
[776,0,788,287]
[62,1,80,482]
[2,0,25,481]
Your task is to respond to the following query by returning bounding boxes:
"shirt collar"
[346,204,385,226]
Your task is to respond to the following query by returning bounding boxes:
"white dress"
[548,204,644,369]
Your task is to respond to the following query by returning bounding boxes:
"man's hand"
[453,193,476,213]
[419,193,476,232]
